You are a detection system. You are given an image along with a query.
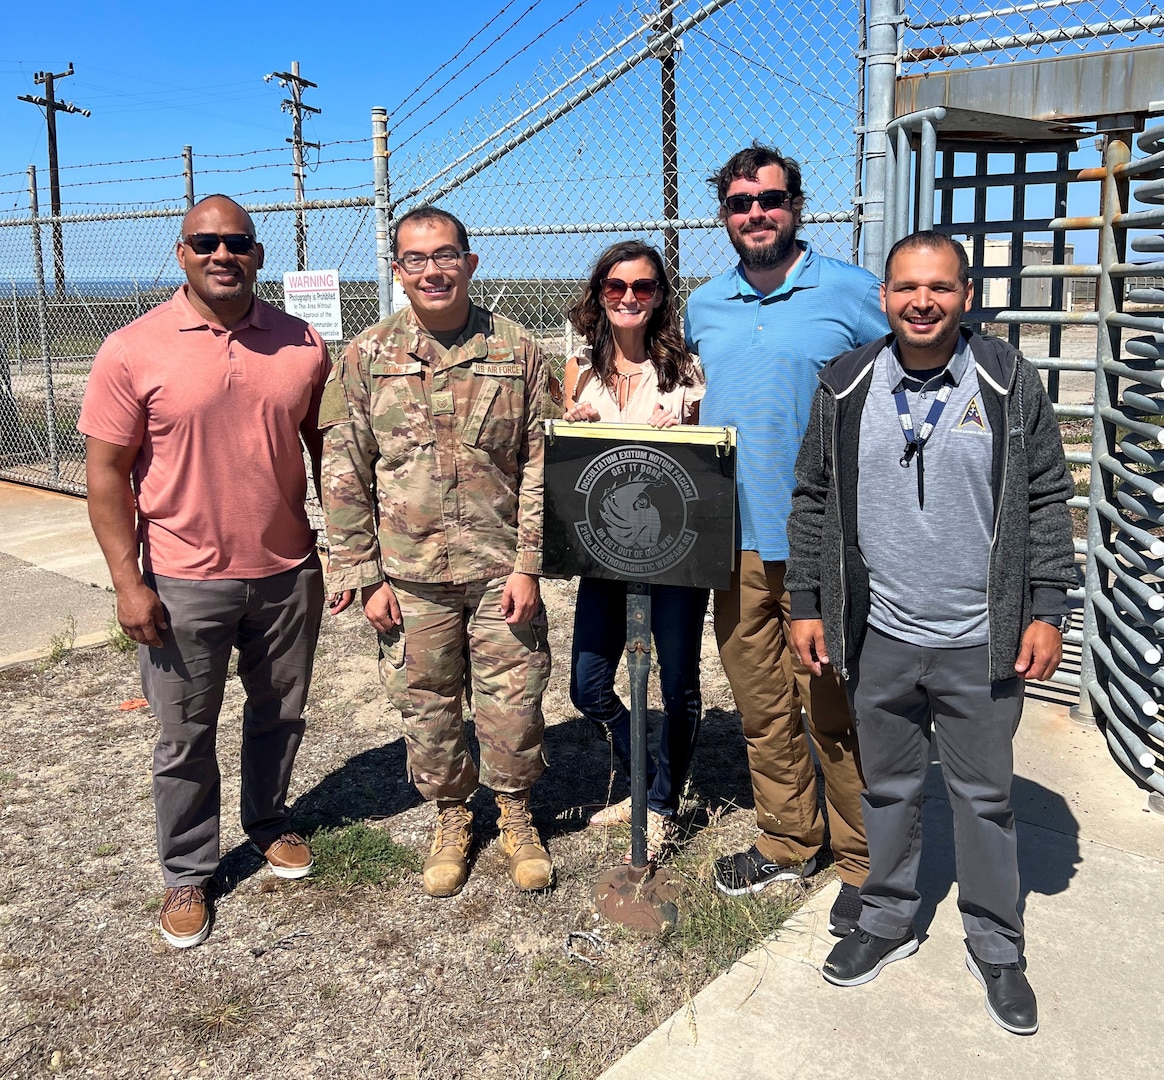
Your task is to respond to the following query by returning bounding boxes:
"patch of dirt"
[0,577,822,1079]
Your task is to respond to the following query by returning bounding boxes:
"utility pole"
[17,63,90,295]
[265,61,320,271]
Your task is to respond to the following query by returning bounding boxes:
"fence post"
[655,0,680,284]
[917,116,938,230]
[1072,136,1131,727]
[27,165,59,480]
[1,282,11,396]
[851,0,868,263]
[183,145,195,209]
[11,279,21,376]
[372,107,393,321]
[863,0,901,275]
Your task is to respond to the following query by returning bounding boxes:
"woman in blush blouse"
[563,239,708,864]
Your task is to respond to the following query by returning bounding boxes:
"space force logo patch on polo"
[542,421,737,590]
[955,396,987,433]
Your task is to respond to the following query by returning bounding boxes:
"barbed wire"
[58,154,182,172]
[302,183,371,194]
[55,198,188,208]
[232,187,300,198]
[395,0,533,111]
[390,0,547,122]
[196,162,287,176]
[394,0,595,149]
[196,146,287,160]
[57,173,186,190]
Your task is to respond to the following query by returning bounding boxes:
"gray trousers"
[141,553,324,888]
[848,627,1025,964]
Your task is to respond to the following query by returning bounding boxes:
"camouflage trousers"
[379,576,551,801]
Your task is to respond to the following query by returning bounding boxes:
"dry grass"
[0,578,829,1079]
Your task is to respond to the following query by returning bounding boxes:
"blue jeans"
[569,577,709,815]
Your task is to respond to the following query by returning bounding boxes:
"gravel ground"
[0,577,818,1080]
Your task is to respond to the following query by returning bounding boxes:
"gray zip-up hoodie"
[786,327,1076,682]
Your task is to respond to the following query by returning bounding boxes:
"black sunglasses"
[601,277,659,303]
[722,189,793,215]
[182,233,256,256]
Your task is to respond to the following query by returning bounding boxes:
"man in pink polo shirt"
[79,194,331,948]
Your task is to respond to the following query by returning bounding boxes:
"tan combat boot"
[495,790,553,891]
[422,801,473,897]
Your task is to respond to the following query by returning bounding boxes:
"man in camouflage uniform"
[320,205,553,897]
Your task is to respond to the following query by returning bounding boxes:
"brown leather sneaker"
[159,885,210,948]
[253,832,314,879]
[423,801,474,897]
[496,790,553,891]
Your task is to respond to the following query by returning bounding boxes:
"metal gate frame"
[877,108,1164,808]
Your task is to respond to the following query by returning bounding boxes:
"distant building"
[973,239,1075,310]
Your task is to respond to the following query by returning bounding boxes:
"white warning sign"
[283,269,343,341]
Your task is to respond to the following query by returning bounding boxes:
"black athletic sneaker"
[713,845,816,896]
[822,928,919,986]
[965,946,1039,1035]
[828,882,863,938]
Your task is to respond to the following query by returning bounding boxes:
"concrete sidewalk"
[0,480,114,667]
[600,695,1163,1080]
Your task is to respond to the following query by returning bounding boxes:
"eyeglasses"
[396,249,469,273]
[600,277,660,303]
[182,233,256,255]
[722,189,794,215]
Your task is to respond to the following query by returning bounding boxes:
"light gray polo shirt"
[856,335,995,647]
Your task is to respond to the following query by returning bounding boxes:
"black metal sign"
[543,422,736,590]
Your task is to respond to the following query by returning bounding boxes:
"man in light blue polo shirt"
[684,144,887,931]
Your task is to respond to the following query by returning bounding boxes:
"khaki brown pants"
[714,551,868,885]
[382,577,551,802]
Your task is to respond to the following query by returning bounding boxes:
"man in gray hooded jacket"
[786,231,1075,1036]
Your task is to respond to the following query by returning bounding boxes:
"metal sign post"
[544,421,736,932]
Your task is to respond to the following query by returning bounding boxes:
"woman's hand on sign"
[649,405,679,428]
[563,402,601,422]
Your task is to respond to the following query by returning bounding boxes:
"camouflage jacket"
[319,303,546,589]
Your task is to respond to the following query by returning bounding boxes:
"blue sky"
[0,0,608,212]
[1,0,1155,281]
[0,0,874,281]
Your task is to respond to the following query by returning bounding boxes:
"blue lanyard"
[893,379,952,508]
[893,381,952,468]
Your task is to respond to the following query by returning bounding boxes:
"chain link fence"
[2,0,1159,499]
[390,0,868,370]
[902,0,1164,69]
[0,199,376,493]
[1,0,873,496]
